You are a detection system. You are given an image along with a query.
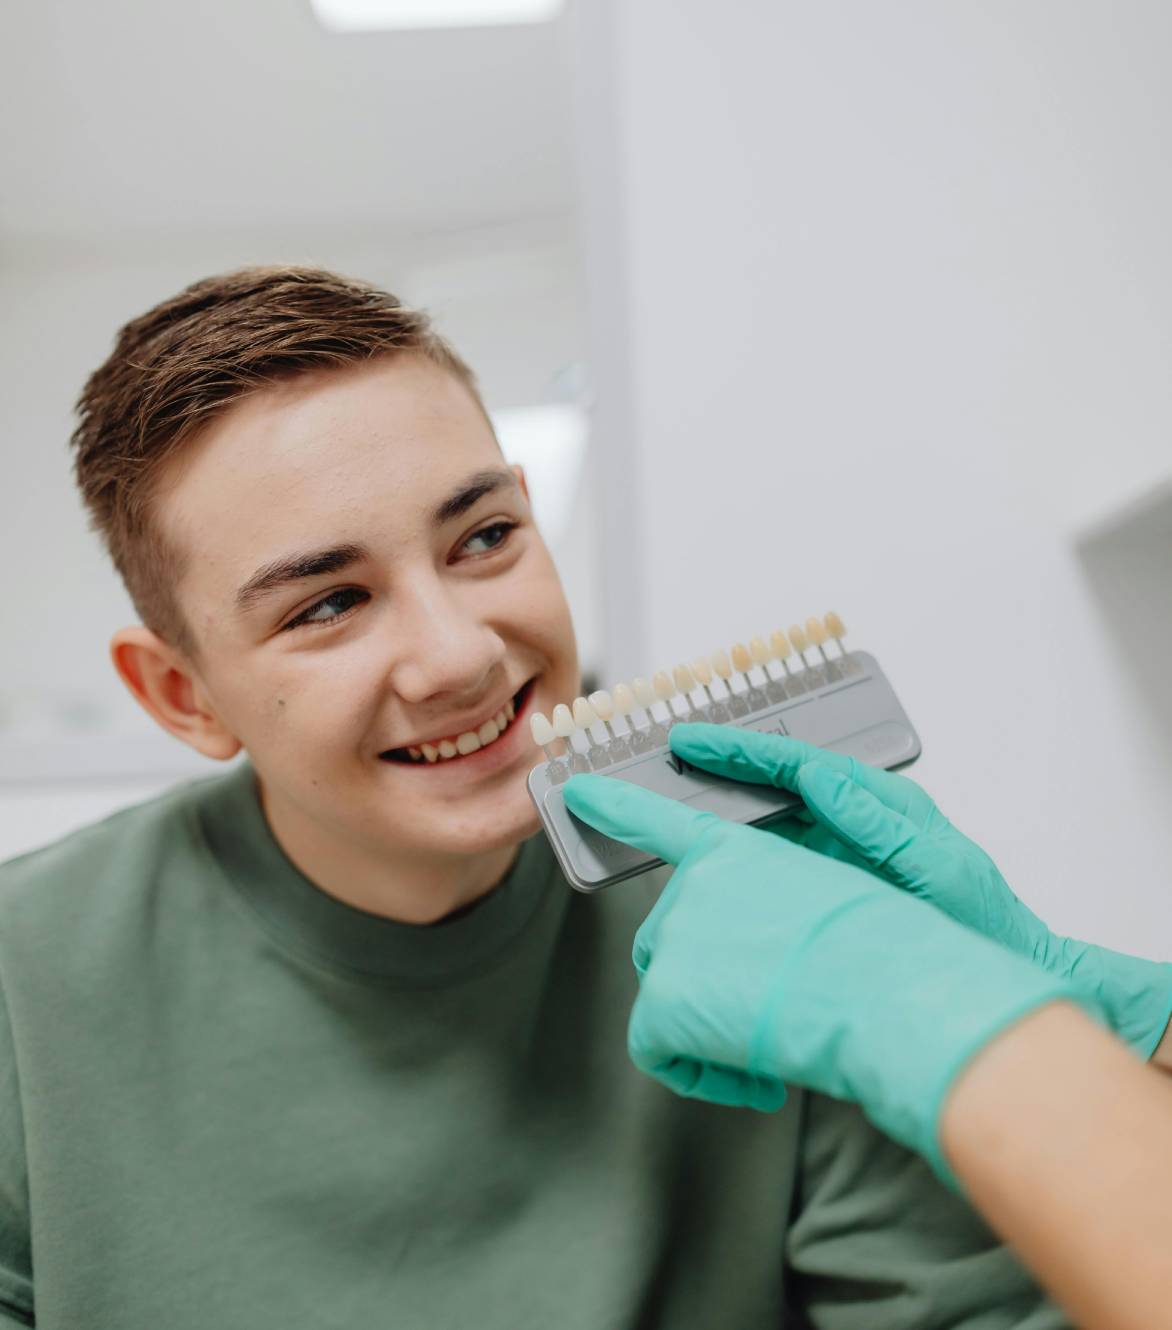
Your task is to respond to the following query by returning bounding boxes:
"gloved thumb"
[795,763,935,896]
[563,773,723,866]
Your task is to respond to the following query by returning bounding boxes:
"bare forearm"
[940,1003,1172,1330]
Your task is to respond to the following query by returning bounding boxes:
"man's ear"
[110,627,241,761]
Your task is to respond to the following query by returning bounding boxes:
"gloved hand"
[563,770,1084,1186]
[669,723,1172,1061]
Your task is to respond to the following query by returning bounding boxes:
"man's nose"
[386,577,507,705]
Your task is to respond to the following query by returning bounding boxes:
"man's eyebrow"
[431,468,519,525]
[234,543,369,614]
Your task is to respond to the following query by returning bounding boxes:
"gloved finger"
[670,724,938,825]
[795,763,937,896]
[563,772,724,867]
[628,1001,788,1110]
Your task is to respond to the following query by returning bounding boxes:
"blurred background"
[2,1,1169,954]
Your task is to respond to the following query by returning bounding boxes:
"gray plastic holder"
[527,651,920,892]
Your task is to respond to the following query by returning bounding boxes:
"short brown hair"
[71,265,481,656]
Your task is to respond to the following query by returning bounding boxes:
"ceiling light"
[309,0,563,32]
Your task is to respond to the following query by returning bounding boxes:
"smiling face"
[152,353,579,877]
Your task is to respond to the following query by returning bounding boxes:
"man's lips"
[380,679,535,765]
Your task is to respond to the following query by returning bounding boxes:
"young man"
[0,268,1068,1328]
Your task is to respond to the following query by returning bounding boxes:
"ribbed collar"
[195,760,562,987]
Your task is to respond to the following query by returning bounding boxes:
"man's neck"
[257,781,520,925]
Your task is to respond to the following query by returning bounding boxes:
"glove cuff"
[1055,938,1172,1060]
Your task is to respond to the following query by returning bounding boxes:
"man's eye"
[284,587,369,631]
[462,521,518,556]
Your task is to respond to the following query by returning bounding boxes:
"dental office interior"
[1,0,1169,964]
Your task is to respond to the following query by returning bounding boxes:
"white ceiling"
[0,0,575,242]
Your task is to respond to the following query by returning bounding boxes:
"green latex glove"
[669,723,1172,1061]
[563,771,1083,1185]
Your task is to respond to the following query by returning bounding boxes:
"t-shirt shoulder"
[0,770,232,939]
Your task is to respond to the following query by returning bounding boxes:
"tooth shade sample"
[805,617,829,646]
[788,624,810,653]
[552,704,575,739]
[530,712,556,747]
[421,743,439,763]
[749,636,770,666]
[588,690,614,721]
[710,650,732,680]
[478,718,499,745]
[770,629,792,660]
[612,683,636,716]
[673,664,696,694]
[456,731,481,755]
[652,671,675,702]
[691,656,713,686]
[730,642,752,674]
[632,677,655,708]
[438,739,458,759]
[572,696,598,729]
[824,611,846,639]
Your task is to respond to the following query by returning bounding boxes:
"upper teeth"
[407,698,517,763]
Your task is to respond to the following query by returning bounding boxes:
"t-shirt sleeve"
[785,1093,1071,1329]
[0,979,33,1326]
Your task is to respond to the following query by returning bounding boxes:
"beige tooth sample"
[456,731,482,755]
[588,690,614,721]
[632,677,655,710]
[530,712,556,748]
[691,656,713,686]
[612,683,636,717]
[572,696,598,733]
[478,718,499,745]
[788,624,810,661]
[805,617,828,646]
[730,642,752,674]
[824,611,846,640]
[749,635,771,667]
[673,663,696,694]
[710,649,732,681]
[552,703,575,739]
[438,739,458,759]
[652,671,675,701]
[770,629,792,661]
[421,742,440,763]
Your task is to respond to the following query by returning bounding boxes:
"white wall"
[573,1,1172,956]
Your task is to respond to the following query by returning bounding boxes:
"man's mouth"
[379,679,535,766]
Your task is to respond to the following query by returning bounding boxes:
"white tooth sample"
[632,677,655,709]
[691,656,713,686]
[456,731,482,755]
[588,690,614,721]
[824,611,846,639]
[730,642,752,674]
[552,703,576,739]
[788,624,810,655]
[478,718,500,745]
[612,683,636,716]
[652,671,675,703]
[530,712,556,747]
[421,742,440,763]
[438,739,458,759]
[495,709,507,731]
[673,663,695,694]
[750,635,770,667]
[770,629,792,661]
[805,617,829,646]
[408,746,423,760]
[710,649,732,681]
[572,696,598,731]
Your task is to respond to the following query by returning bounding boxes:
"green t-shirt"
[0,762,1066,1329]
